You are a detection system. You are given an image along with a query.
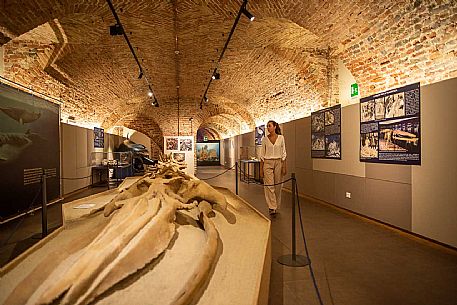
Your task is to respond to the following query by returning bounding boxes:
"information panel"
[255,125,265,146]
[311,104,341,159]
[0,82,61,219]
[360,82,421,165]
[94,127,104,148]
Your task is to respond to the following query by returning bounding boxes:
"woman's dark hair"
[267,120,281,135]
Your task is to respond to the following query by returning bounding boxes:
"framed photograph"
[311,104,341,159]
[173,152,185,162]
[166,137,178,150]
[179,138,192,151]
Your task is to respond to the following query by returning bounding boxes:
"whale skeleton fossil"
[4,161,228,305]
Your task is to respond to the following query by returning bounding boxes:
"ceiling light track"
[106,0,159,107]
[199,0,254,110]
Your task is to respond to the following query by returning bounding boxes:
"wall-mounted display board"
[94,127,104,148]
[360,82,420,165]
[0,82,61,220]
[163,136,194,175]
[311,104,341,159]
[196,141,220,166]
[255,125,265,145]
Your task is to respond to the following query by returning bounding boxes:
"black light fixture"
[106,0,159,108]
[199,0,254,110]
[242,6,255,21]
[212,72,220,80]
[109,23,124,35]
[204,96,209,103]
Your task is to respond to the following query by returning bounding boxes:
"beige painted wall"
[0,46,3,76]
[313,104,365,178]
[412,78,457,247]
[130,131,151,157]
[338,59,358,107]
[61,123,125,195]
[219,77,457,247]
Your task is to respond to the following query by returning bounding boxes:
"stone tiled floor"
[2,168,457,305]
[196,166,457,305]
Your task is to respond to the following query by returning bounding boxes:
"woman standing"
[260,120,287,215]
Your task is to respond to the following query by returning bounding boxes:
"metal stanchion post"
[41,169,48,238]
[235,161,239,195]
[278,173,310,267]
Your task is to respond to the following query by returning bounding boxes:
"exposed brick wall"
[0,0,455,142]
[334,0,457,96]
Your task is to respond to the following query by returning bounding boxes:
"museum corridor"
[196,166,457,305]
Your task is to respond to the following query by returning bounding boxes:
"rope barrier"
[60,175,92,180]
[296,180,325,305]
[200,164,236,180]
[1,185,42,247]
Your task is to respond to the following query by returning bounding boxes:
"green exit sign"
[351,83,359,97]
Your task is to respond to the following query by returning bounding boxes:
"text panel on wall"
[311,104,341,159]
[360,82,421,165]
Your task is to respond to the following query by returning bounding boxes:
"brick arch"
[118,115,164,159]
[1,0,455,138]
[197,127,220,142]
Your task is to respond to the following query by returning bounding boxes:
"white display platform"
[0,178,271,305]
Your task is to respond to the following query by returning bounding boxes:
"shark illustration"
[0,107,41,124]
[0,130,40,162]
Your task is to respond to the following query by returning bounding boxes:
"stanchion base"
[277,254,310,267]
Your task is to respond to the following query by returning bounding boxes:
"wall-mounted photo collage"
[360,82,420,165]
[311,104,341,159]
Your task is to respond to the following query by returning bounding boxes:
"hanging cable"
[199,0,254,110]
[105,0,158,105]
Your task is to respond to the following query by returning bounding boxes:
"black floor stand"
[277,173,310,267]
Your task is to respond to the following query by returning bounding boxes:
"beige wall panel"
[334,174,366,213]
[364,178,412,230]
[75,126,88,169]
[412,78,457,247]
[365,163,411,184]
[338,59,359,107]
[294,168,314,196]
[312,170,335,203]
[295,117,312,170]
[61,123,76,194]
[0,46,4,76]
[313,104,365,177]
[282,121,296,188]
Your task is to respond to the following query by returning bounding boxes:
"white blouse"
[260,134,287,161]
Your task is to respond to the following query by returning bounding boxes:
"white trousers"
[263,159,282,210]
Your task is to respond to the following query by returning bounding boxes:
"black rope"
[200,164,236,180]
[60,175,92,180]
[295,180,325,305]
[1,185,42,247]
[237,166,292,186]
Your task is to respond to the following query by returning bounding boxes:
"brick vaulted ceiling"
[0,0,456,139]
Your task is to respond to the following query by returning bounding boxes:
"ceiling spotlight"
[189,117,193,122]
[212,72,220,80]
[242,7,255,21]
[148,91,153,97]
[204,96,209,103]
[151,96,159,107]
[109,23,124,36]
[138,70,143,79]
